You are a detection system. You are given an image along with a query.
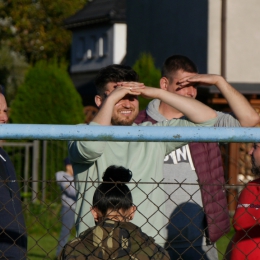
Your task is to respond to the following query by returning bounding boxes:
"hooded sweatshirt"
[135,99,240,247]
[69,116,217,246]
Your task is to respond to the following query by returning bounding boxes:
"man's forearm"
[216,78,260,127]
[177,73,259,126]
[156,89,217,123]
[92,98,114,125]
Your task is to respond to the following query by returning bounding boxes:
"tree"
[10,60,85,200]
[10,60,84,124]
[0,0,87,63]
[0,0,15,43]
[0,45,29,105]
[133,53,161,110]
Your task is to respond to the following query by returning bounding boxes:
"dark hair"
[95,64,139,96]
[92,165,133,216]
[251,143,260,176]
[161,55,198,82]
[63,157,71,166]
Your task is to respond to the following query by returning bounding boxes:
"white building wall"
[208,0,221,75]
[208,0,260,83]
[113,23,127,64]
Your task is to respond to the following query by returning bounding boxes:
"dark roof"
[64,0,126,29]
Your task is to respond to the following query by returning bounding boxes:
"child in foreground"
[59,165,170,260]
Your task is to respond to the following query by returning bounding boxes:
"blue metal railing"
[0,124,259,142]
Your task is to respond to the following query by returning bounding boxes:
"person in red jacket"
[228,143,260,260]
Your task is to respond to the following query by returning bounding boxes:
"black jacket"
[0,147,27,259]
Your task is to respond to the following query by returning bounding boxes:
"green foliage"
[133,52,161,87]
[25,202,76,259]
[133,53,161,110]
[10,60,84,124]
[0,1,14,42]
[216,226,235,260]
[0,0,88,63]
[0,45,29,105]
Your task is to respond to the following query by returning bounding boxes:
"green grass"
[217,227,235,260]
[25,202,76,260]
[27,233,76,260]
[28,234,57,260]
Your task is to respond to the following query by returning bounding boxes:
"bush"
[10,60,84,124]
[9,60,84,201]
[133,53,161,111]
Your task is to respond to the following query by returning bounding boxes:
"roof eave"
[64,16,125,29]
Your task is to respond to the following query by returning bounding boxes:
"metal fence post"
[32,140,39,202]
[23,145,29,201]
[42,140,47,202]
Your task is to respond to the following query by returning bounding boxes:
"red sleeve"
[233,182,260,231]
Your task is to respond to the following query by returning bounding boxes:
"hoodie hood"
[146,99,166,122]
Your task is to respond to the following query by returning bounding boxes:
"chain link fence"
[0,140,257,259]
[0,178,258,259]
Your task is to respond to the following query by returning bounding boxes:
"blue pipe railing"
[0,124,259,142]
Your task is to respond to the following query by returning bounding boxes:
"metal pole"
[32,140,39,202]
[0,124,259,142]
[41,140,47,202]
[24,145,29,196]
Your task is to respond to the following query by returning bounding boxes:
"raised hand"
[178,74,225,88]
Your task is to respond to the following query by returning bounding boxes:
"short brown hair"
[162,55,198,82]
[95,65,139,96]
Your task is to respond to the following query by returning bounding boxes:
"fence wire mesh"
[0,140,257,259]
[0,179,258,259]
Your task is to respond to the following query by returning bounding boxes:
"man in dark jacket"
[135,55,260,260]
[0,89,27,259]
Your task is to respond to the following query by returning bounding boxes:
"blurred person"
[56,157,76,258]
[226,142,260,260]
[68,64,218,247]
[0,87,27,259]
[59,165,170,259]
[135,55,260,259]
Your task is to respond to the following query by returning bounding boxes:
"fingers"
[116,82,145,91]
[107,82,142,101]
[178,74,221,87]
[105,82,145,104]
[178,75,201,84]
[178,74,214,88]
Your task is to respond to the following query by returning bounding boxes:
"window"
[98,34,108,57]
[98,37,104,57]
[83,35,96,61]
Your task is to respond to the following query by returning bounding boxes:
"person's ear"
[160,77,168,90]
[128,206,136,221]
[95,95,103,108]
[91,207,99,222]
